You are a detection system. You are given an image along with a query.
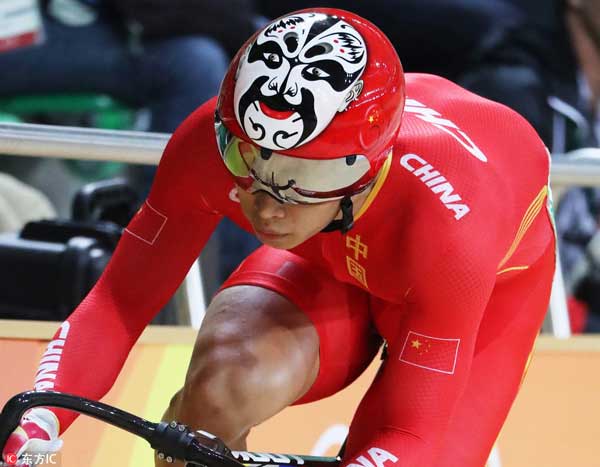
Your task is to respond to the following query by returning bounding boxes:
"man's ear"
[338,80,364,111]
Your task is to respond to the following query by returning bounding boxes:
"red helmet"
[215,8,405,205]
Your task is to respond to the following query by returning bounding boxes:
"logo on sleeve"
[34,321,70,391]
[404,99,487,162]
[399,331,460,374]
[346,447,398,467]
[400,154,470,220]
[124,200,168,245]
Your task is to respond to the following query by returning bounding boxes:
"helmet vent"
[305,43,333,58]
[284,33,299,53]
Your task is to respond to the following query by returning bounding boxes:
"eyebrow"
[248,40,284,63]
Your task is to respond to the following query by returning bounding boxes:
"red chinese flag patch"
[399,331,460,374]
[124,201,167,245]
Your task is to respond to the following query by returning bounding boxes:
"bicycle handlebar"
[0,391,241,466]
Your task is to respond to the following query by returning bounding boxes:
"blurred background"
[0,0,599,327]
[0,1,599,466]
[0,0,598,329]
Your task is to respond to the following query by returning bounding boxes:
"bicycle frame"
[0,391,341,467]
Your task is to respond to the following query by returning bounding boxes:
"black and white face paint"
[234,12,367,151]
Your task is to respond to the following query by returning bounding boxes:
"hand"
[2,408,63,466]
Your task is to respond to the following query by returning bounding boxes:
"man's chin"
[255,230,294,249]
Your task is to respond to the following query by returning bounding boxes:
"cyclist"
[3,8,556,467]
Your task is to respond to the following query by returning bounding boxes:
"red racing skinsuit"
[32,74,556,467]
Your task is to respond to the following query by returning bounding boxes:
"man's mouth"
[255,227,289,239]
[259,101,295,120]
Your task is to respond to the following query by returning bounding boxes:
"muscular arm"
[336,72,552,467]
[34,101,224,433]
[342,241,497,467]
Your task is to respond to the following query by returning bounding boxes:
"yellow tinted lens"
[223,137,259,177]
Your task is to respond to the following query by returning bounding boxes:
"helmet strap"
[321,196,354,234]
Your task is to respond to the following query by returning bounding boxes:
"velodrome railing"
[2,121,600,336]
[546,148,600,338]
[0,123,204,326]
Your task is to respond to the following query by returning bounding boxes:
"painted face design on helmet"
[234,12,367,151]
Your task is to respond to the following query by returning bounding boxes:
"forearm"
[37,287,154,433]
[33,205,220,434]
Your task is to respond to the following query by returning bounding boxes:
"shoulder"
[405,73,506,110]
[376,75,551,277]
[403,73,544,151]
[165,97,218,152]
[393,73,549,216]
[148,97,234,213]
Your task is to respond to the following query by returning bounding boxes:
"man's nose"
[254,191,286,220]
[280,66,302,99]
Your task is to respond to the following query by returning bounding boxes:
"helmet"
[215,8,404,227]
